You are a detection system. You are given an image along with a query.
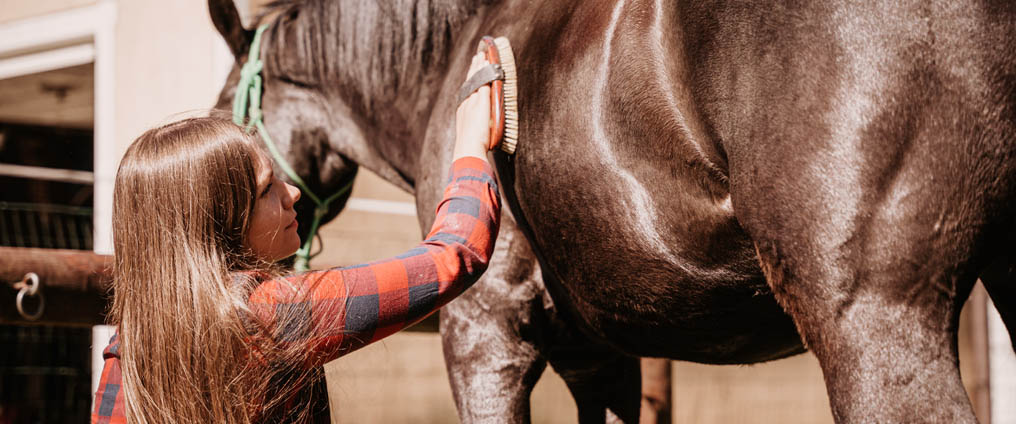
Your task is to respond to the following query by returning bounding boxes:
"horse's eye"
[278,76,316,89]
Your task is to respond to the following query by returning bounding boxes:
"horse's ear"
[208,0,252,58]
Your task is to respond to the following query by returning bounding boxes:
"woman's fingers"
[454,53,493,158]
[468,53,485,76]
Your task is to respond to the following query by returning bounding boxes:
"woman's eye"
[261,183,273,197]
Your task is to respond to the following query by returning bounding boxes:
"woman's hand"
[454,53,493,161]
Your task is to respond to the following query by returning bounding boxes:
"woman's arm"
[248,157,499,367]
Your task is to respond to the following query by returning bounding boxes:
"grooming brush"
[478,36,519,154]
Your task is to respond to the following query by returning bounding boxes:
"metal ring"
[15,272,43,321]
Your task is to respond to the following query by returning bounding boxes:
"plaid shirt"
[92,157,500,423]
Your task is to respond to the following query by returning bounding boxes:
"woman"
[92,53,500,423]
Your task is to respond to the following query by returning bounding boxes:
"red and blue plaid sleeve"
[91,333,126,423]
[249,156,500,367]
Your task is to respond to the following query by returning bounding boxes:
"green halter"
[233,24,353,271]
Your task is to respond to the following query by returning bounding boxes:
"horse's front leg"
[441,219,645,423]
[441,222,550,423]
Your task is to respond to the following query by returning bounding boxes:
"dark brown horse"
[210,0,1016,422]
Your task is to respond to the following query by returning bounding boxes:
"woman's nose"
[285,182,301,207]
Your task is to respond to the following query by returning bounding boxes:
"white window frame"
[0,0,117,255]
[0,0,117,406]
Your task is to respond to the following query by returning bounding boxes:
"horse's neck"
[329,55,455,194]
[294,0,477,191]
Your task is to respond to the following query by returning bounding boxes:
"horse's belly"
[507,144,801,362]
[497,1,803,363]
[537,223,802,363]
[563,272,806,364]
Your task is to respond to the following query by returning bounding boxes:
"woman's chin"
[285,241,301,259]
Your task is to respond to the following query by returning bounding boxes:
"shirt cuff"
[451,156,494,176]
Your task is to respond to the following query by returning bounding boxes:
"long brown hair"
[110,117,316,423]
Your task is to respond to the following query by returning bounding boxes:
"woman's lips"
[286,218,298,230]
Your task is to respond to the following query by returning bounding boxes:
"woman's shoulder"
[103,331,121,359]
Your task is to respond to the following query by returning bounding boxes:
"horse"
[209,0,1016,422]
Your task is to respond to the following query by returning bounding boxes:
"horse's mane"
[260,0,488,113]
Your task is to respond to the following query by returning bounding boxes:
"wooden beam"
[0,247,111,292]
[0,247,452,331]
[0,247,111,325]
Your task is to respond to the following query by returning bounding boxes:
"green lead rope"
[233,24,353,271]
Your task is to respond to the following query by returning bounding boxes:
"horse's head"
[209,0,361,249]
[209,0,495,241]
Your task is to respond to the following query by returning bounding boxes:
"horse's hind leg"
[729,141,998,422]
[545,330,642,424]
[441,224,549,423]
[743,205,981,422]
[639,358,671,424]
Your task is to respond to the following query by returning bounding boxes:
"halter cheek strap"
[233,24,353,271]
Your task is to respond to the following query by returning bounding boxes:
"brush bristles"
[494,37,519,154]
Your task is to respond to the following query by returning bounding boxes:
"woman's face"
[245,152,302,262]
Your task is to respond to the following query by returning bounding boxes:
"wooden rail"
[0,247,451,329]
[0,246,111,325]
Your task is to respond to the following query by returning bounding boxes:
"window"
[0,63,94,250]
